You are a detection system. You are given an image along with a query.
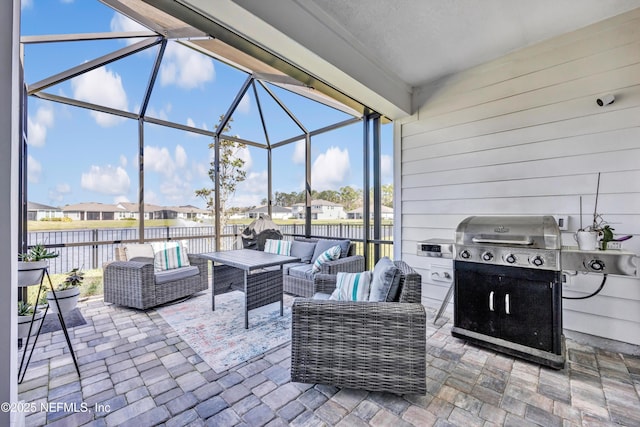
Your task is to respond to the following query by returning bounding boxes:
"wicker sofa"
[103,244,208,309]
[282,237,365,297]
[291,260,426,395]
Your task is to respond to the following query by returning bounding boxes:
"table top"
[198,249,301,271]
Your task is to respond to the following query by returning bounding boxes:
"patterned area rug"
[156,290,293,373]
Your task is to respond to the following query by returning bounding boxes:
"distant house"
[27,202,63,221]
[62,202,125,221]
[247,205,292,220]
[291,199,345,220]
[171,205,211,221]
[347,205,394,220]
[116,202,168,220]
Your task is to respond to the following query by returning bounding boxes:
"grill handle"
[471,236,534,246]
[489,291,495,311]
[505,294,510,315]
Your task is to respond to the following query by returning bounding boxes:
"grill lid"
[455,216,561,250]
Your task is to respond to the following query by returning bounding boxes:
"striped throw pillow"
[311,245,341,273]
[151,241,190,271]
[264,239,292,256]
[330,271,373,301]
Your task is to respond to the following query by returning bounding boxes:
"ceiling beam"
[141,0,402,119]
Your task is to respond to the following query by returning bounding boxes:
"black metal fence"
[28,223,394,274]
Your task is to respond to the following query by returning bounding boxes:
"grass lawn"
[27,218,389,231]
[26,269,104,306]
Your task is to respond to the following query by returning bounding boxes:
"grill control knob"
[482,252,494,262]
[531,256,544,267]
[588,259,605,272]
[505,254,516,264]
[460,250,471,259]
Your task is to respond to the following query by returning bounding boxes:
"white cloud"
[292,140,305,164]
[119,155,128,168]
[114,195,130,204]
[144,144,197,204]
[27,106,55,147]
[56,183,71,193]
[160,41,215,89]
[71,66,128,127]
[27,155,41,184]
[145,146,175,177]
[21,0,33,10]
[144,190,160,205]
[48,183,71,203]
[147,103,172,121]
[236,94,251,114]
[81,165,131,195]
[244,171,268,194]
[186,118,196,128]
[175,145,187,168]
[229,170,268,207]
[110,13,148,39]
[381,154,392,180]
[312,146,350,190]
[160,174,194,204]
[235,145,253,171]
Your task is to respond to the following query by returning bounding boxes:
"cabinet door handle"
[489,291,495,311]
[505,293,510,315]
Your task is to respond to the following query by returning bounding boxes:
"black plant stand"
[17,267,80,384]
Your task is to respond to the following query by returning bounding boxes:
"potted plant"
[17,301,44,338]
[18,243,59,287]
[46,268,83,314]
[576,173,615,251]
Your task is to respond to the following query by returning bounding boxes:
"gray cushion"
[264,262,308,275]
[129,256,153,264]
[288,264,315,281]
[368,257,401,302]
[154,265,199,285]
[290,241,317,263]
[311,239,351,263]
[312,292,331,300]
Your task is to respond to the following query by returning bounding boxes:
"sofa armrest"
[313,274,337,295]
[187,254,209,289]
[291,299,427,394]
[103,260,156,309]
[318,255,365,275]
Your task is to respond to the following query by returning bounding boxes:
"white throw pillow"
[124,243,154,260]
[264,239,292,256]
[151,241,190,271]
[330,271,373,301]
[311,245,341,273]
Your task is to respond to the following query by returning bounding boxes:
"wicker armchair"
[291,260,426,395]
[103,254,208,309]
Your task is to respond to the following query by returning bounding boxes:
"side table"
[18,266,80,384]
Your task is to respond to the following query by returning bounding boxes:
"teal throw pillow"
[330,271,373,301]
[311,245,341,273]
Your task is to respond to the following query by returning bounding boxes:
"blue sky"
[21,0,393,209]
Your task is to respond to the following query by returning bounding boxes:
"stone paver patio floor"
[17,295,640,427]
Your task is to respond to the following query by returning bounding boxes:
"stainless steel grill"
[455,215,561,271]
[452,215,564,369]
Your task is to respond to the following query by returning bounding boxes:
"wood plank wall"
[399,8,640,345]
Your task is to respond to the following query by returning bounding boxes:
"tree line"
[260,185,393,211]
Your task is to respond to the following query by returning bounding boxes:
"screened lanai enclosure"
[19,0,393,271]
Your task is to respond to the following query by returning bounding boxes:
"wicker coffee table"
[200,249,300,328]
